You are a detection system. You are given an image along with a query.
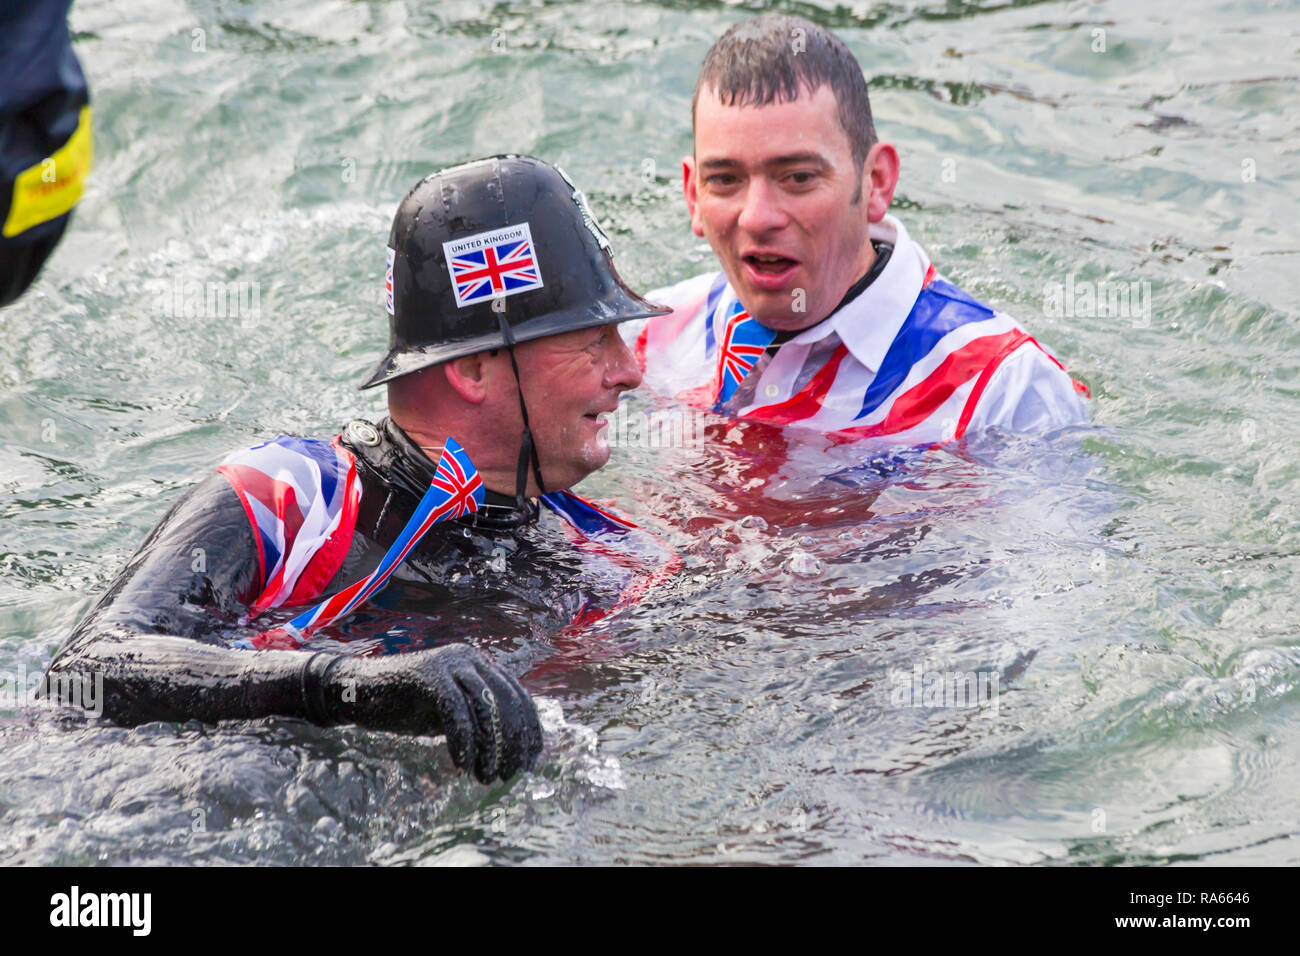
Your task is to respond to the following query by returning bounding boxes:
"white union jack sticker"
[442,222,544,309]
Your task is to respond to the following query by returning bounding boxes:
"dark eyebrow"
[698,152,831,172]
[766,152,831,170]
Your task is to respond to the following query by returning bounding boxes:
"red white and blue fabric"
[449,238,539,304]
[218,434,675,651]
[384,246,395,316]
[232,438,485,650]
[217,435,361,620]
[630,214,1089,446]
[540,489,638,537]
[540,491,681,637]
[714,300,776,408]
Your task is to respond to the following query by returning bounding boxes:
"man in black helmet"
[42,156,670,786]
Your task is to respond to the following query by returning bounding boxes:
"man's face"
[506,323,642,492]
[686,84,888,331]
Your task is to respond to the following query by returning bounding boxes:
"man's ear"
[864,142,900,224]
[683,156,705,238]
[442,352,492,404]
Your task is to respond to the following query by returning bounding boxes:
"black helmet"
[359,154,669,389]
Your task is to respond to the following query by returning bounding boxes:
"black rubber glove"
[313,644,544,785]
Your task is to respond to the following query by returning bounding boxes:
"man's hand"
[322,644,544,784]
[409,645,544,784]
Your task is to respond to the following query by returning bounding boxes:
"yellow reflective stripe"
[3,105,93,238]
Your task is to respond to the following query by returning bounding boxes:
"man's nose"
[606,327,643,391]
[736,177,788,235]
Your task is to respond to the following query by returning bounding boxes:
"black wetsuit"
[41,418,610,782]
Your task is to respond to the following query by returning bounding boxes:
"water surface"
[1,0,1297,865]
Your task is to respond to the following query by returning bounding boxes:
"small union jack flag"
[425,440,484,523]
[714,301,776,406]
[443,223,544,308]
[385,247,395,315]
[241,437,485,650]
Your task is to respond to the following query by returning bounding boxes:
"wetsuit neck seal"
[341,417,540,534]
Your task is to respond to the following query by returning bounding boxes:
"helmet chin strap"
[496,308,547,510]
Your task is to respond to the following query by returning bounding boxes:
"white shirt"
[627,214,1088,447]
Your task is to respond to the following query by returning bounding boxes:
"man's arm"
[45,473,542,783]
[0,0,92,306]
[966,342,1090,435]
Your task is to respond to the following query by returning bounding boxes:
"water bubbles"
[529,780,556,801]
[427,844,491,866]
[583,756,627,790]
[312,816,342,839]
[535,696,565,733]
[786,550,823,578]
[738,515,768,531]
[533,697,626,792]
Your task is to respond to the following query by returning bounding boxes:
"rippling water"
[1,0,1297,865]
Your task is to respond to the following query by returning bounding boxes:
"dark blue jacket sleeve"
[0,0,91,305]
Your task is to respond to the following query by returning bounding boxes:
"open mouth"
[744,253,797,274]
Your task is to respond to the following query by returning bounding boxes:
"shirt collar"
[784,214,930,374]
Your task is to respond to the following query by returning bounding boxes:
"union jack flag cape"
[224,438,484,650]
[218,434,676,650]
[217,435,362,619]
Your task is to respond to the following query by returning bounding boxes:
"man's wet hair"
[692,15,878,181]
